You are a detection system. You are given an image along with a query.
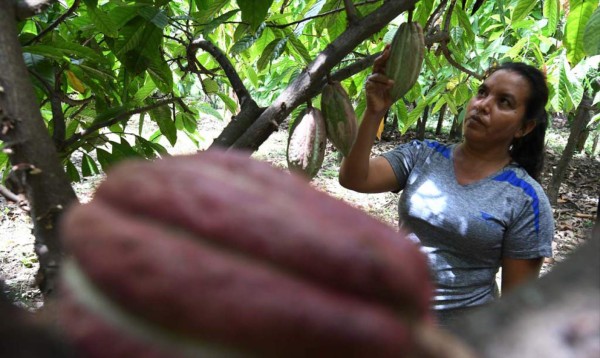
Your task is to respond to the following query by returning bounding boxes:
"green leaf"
[543,0,560,36]
[111,139,141,158]
[147,53,173,93]
[176,112,198,133]
[86,5,118,38]
[287,34,311,64]
[512,0,538,23]
[583,7,600,55]
[257,38,286,71]
[197,103,223,121]
[565,0,599,66]
[81,153,100,177]
[453,4,475,42]
[133,75,157,103]
[202,78,219,94]
[66,160,81,182]
[109,5,140,29]
[216,92,238,114]
[96,148,120,171]
[138,6,169,29]
[202,10,239,37]
[150,105,177,146]
[236,0,274,31]
[193,0,229,22]
[504,37,529,60]
[112,19,146,59]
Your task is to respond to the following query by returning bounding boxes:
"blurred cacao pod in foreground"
[56,150,473,357]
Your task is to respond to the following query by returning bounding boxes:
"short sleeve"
[503,187,554,259]
[381,140,428,191]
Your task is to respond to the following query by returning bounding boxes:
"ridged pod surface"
[385,21,425,102]
[320,81,358,156]
[286,107,327,179]
[56,150,436,358]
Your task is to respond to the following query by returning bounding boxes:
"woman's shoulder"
[391,139,455,158]
[492,165,551,206]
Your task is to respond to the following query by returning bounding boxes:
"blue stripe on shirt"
[425,140,451,159]
[492,170,540,234]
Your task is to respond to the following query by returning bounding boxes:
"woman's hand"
[365,45,394,117]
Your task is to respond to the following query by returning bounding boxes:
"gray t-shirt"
[382,140,554,313]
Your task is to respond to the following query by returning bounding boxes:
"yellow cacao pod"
[385,21,425,102]
[286,106,327,179]
[320,81,358,157]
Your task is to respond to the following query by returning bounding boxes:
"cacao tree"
[0,0,598,295]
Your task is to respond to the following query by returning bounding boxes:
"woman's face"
[464,69,534,148]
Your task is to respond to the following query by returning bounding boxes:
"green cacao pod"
[385,21,425,102]
[286,106,327,179]
[320,81,358,157]
[56,150,440,358]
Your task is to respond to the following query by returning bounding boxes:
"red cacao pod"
[57,150,436,357]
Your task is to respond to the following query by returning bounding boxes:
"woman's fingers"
[366,73,394,89]
[373,45,391,74]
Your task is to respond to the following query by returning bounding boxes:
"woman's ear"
[515,120,536,138]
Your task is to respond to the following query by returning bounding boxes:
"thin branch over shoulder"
[14,0,57,20]
[25,0,81,45]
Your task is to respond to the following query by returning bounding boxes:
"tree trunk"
[575,127,590,153]
[416,105,429,140]
[449,112,463,141]
[452,225,600,357]
[435,104,447,135]
[0,1,78,297]
[547,94,592,205]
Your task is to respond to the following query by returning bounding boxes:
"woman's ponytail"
[491,62,549,182]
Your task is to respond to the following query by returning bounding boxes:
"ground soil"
[1,118,598,311]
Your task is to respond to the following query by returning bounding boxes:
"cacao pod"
[57,150,435,357]
[286,106,327,179]
[320,81,358,157]
[385,21,425,102]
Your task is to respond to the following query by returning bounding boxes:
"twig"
[0,183,20,203]
[62,97,179,148]
[343,0,360,25]
[25,0,81,45]
[439,0,483,80]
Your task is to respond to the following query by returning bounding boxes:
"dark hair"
[489,62,549,182]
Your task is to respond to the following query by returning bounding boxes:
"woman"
[339,47,554,327]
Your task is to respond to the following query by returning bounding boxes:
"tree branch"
[438,0,483,80]
[343,0,361,25]
[188,39,255,110]
[230,0,420,151]
[269,0,380,29]
[0,183,20,203]
[62,98,179,149]
[24,0,81,45]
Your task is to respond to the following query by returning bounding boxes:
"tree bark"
[547,94,592,205]
[0,0,78,297]
[452,225,600,357]
[435,104,447,135]
[449,112,463,141]
[416,105,429,140]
